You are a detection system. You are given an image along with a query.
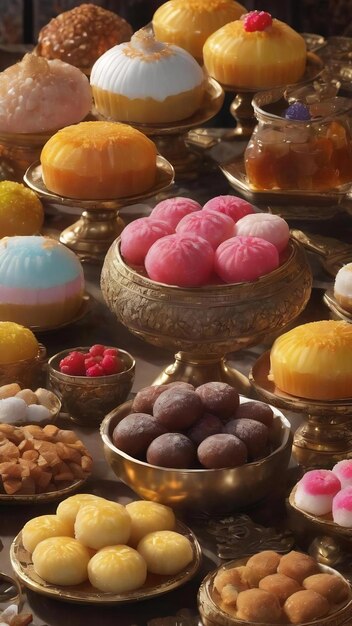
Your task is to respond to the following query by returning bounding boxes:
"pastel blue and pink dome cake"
[0,236,84,328]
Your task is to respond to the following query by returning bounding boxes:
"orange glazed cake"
[203,10,306,89]
[40,121,157,199]
[269,320,352,401]
[153,0,246,63]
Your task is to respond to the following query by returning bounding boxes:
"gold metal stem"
[59,209,125,263]
[293,413,352,468]
[154,133,202,181]
[223,92,257,141]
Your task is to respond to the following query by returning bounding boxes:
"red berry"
[103,348,119,357]
[84,356,98,370]
[243,11,272,32]
[59,351,86,376]
[89,344,105,357]
[101,355,122,375]
[86,364,104,377]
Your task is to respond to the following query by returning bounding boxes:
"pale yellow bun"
[74,501,131,550]
[88,545,147,593]
[40,121,157,200]
[137,530,193,575]
[153,0,246,62]
[32,536,90,586]
[22,514,73,554]
[269,321,352,400]
[203,17,306,89]
[126,501,176,546]
[56,494,107,532]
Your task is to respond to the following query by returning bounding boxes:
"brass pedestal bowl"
[0,129,54,183]
[101,239,312,392]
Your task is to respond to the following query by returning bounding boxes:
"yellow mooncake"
[74,500,131,550]
[88,545,147,593]
[56,494,107,532]
[137,530,193,575]
[22,514,73,553]
[126,501,176,546]
[32,536,90,585]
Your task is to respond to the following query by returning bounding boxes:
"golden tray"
[10,521,201,604]
[198,556,352,626]
[0,477,87,505]
[324,288,352,323]
[29,293,92,334]
[289,485,352,539]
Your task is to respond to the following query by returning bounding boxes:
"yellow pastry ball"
[22,515,73,554]
[0,322,39,364]
[32,536,90,586]
[56,494,107,532]
[137,530,193,575]
[88,545,147,593]
[74,501,131,550]
[0,181,44,237]
[126,501,176,546]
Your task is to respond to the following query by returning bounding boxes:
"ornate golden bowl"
[100,398,292,513]
[101,239,312,391]
[0,343,46,390]
[0,129,54,183]
[48,347,135,426]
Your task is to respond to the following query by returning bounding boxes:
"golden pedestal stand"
[0,129,54,183]
[24,156,174,263]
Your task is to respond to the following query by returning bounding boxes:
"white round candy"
[26,404,51,423]
[0,397,28,424]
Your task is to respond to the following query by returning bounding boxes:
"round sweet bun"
[283,589,330,624]
[259,573,302,605]
[137,530,193,575]
[153,0,246,62]
[22,515,73,554]
[334,263,352,313]
[277,550,319,583]
[303,573,350,604]
[37,3,132,71]
[32,536,90,586]
[74,501,131,550]
[91,29,205,124]
[56,494,106,531]
[125,501,176,546]
[88,545,147,593]
[203,15,306,89]
[40,121,157,200]
[236,588,282,623]
[243,550,281,587]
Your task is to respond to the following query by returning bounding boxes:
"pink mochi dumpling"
[214,236,279,283]
[150,197,201,230]
[120,218,173,265]
[295,469,341,516]
[145,234,214,287]
[235,213,290,253]
[332,487,352,527]
[203,195,255,222]
[332,460,352,490]
[176,210,235,249]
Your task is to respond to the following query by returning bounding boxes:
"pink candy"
[214,236,279,283]
[295,469,341,516]
[150,197,201,230]
[176,210,235,249]
[332,487,352,527]
[120,218,173,265]
[203,195,255,222]
[145,234,214,287]
[332,460,352,489]
[235,213,290,253]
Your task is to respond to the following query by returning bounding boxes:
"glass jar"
[244,87,352,192]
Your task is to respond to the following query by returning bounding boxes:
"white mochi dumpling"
[74,501,131,550]
[137,530,193,575]
[56,494,107,531]
[32,536,91,585]
[88,545,147,593]
[22,514,73,553]
[126,500,176,546]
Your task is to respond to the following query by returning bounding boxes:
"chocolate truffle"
[146,433,196,468]
[187,413,223,446]
[234,400,274,427]
[223,418,268,459]
[197,433,247,469]
[153,388,203,430]
[112,413,166,458]
[195,382,239,419]
[132,385,169,414]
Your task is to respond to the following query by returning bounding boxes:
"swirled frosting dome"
[91,29,205,123]
[0,54,92,133]
[0,236,84,328]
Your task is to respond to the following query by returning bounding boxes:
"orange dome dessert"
[269,321,352,400]
[40,121,157,199]
[203,11,306,89]
[37,3,132,72]
[153,0,246,62]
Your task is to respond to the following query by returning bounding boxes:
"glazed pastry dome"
[0,54,92,133]
[203,11,306,89]
[91,29,205,124]
[269,320,352,400]
[40,121,157,199]
[37,3,132,72]
[0,236,85,328]
[153,0,246,62]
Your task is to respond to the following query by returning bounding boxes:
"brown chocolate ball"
[195,382,239,419]
[187,413,223,446]
[223,418,268,459]
[197,433,247,469]
[235,400,274,427]
[132,385,169,414]
[112,413,166,458]
[153,388,203,430]
[146,433,196,468]
[165,382,195,391]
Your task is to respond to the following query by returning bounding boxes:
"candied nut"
[21,449,39,462]
[0,460,16,474]
[22,425,47,440]
[81,455,93,472]
[31,468,52,490]
[0,383,21,399]
[56,429,79,444]
[0,440,20,461]
[16,389,38,405]
[68,462,85,479]
[37,454,49,469]
[3,478,22,494]
[18,439,34,453]
[2,464,23,479]
[17,476,36,495]
[35,388,57,411]
[56,442,82,464]
[10,611,33,626]
[0,424,15,436]
[42,424,59,438]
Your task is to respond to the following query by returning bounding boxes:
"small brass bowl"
[48,347,135,426]
[100,398,292,513]
[0,344,46,389]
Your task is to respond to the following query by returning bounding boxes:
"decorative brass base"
[250,351,352,469]
[152,352,253,395]
[60,210,125,264]
[223,91,257,140]
[153,135,202,181]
